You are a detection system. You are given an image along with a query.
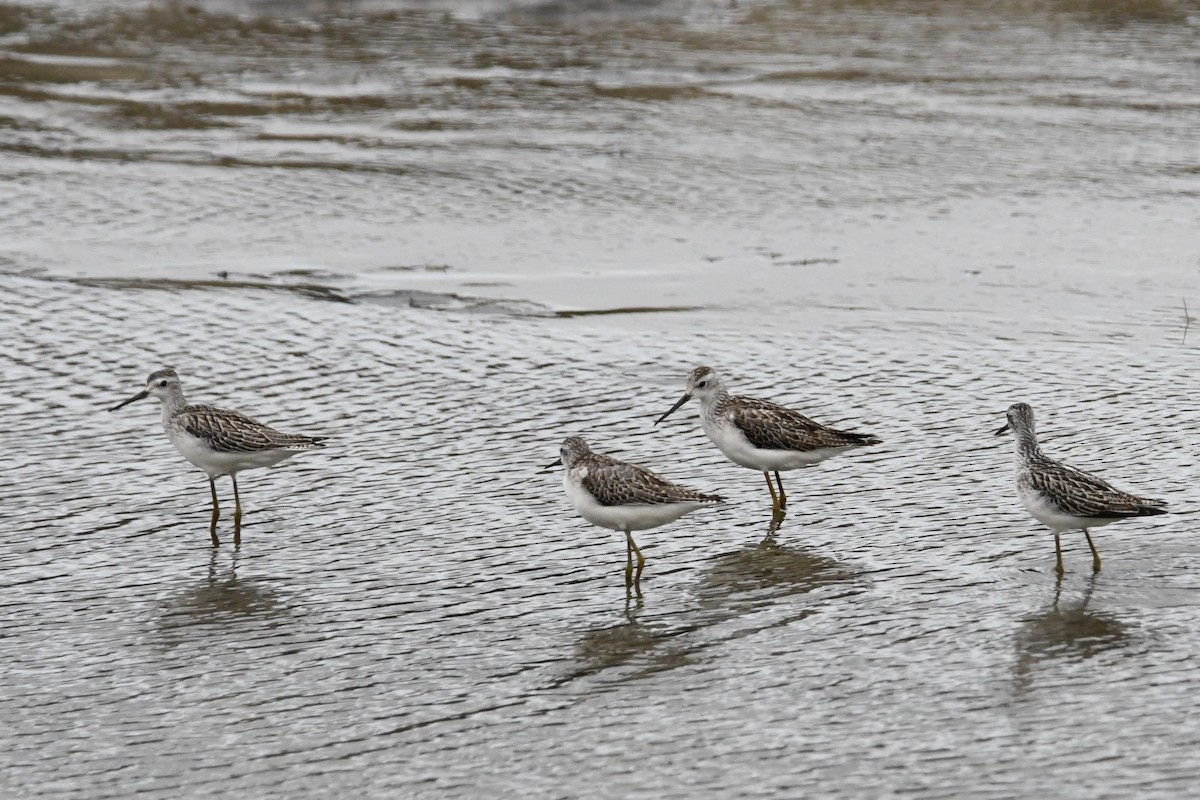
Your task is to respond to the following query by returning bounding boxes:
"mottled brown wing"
[180,405,322,453]
[581,454,721,507]
[729,396,880,453]
[1028,454,1167,518]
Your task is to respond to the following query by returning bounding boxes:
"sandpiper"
[655,366,880,516]
[109,368,325,545]
[548,436,722,592]
[995,402,1167,574]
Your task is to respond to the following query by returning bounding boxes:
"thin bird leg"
[773,471,787,510]
[626,530,646,586]
[763,472,781,514]
[208,477,221,547]
[232,475,243,548]
[623,530,642,597]
[1083,529,1102,574]
[1054,531,1064,575]
[625,532,634,588]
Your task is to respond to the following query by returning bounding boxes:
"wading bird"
[655,366,880,517]
[995,402,1166,574]
[110,368,325,546]
[548,436,722,593]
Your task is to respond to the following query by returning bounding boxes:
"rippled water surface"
[3,0,1200,797]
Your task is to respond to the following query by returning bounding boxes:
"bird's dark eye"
[158,380,168,387]
[698,380,707,388]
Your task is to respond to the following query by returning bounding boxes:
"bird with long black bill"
[109,368,325,546]
[655,366,880,517]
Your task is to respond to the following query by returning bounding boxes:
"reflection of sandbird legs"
[1051,569,1065,608]
[623,585,645,615]
[1048,570,1103,616]
[1076,570,1099,610]
[764,506,786,541]
[1012,570,1117,693]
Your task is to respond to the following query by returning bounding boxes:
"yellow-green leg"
[208,477,221,547]
[763,472,781,515]
[625,529,645,596]
[625,533,633,588]
[232,475,243,548]
[1083,529,1101,573]
[773,471,787,510]
[1054,531,1064,575]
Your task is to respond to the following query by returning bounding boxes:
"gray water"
[2,0,1200,797]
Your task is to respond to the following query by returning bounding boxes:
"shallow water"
[2,1,1200,798]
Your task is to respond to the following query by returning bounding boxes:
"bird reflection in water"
[551,596,679,687]
[696,512,860,606]
[567,598,662,677]
[561,517,862,686]
[157,549,287,642]
[1013,574,1131,691]
[767,506,787,538]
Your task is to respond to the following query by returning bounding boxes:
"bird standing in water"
[110,368,325,546]
[995,402,1166,574]
[655,366,880,518]
[548,436,722,594]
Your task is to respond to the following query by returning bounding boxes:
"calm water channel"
[2,0,1199,797]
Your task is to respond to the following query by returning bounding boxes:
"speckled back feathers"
[728,395,881,453]
[1021,450,1167,519]
[578,451,723,507]
[174,405,325,454]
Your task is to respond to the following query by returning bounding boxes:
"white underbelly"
[168,430,295,477]
[1017,484,1118,532]
[564,476,709,532]
[705,420,847,471]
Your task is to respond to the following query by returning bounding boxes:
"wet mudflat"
[2,1,1200,798]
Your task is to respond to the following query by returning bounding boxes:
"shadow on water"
[555,518,864,686]
[156,549,290,645]
[1012,574,1132,693]
[566,597,664,677]
[694,529,860,607]
[553,600,709,687]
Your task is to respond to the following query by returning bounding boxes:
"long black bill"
[993,422,1011,436]
[654,392,692,426]
[542,457,563,470]
[109,389,148,413]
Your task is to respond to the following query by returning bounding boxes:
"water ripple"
[2,270,1199,797]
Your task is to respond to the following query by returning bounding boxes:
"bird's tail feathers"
[1134,499,1168,516]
